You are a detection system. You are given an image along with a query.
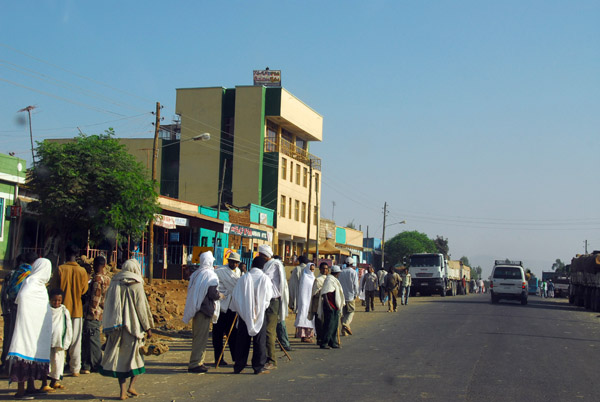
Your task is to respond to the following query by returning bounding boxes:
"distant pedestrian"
[547,280,555,298]
[361,266,378,312]
[338,257,359,335]
[377,268,387,305]
[461,275,467,295]
[384,267,402,312]
[401,269,412,305]
[478,279,485,293]
[183,251,221,374]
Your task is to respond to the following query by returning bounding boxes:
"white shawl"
[183,251,220,324]
[215,265,240,313]
[102,259,154,339]
[317,274,346,319]
[8,258,52,363]
[263,258,289,321]
[294,264,315,329]
[51,304,73,350]
[230,268,273,336]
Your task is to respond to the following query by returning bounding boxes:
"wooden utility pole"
[18,105,36,165]
[315,175,320,261]
[148,102,161,284]
[213,160,227,255]
[381,202,387,270]
[305,160,313,257]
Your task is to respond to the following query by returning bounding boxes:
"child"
[44,289,73,391]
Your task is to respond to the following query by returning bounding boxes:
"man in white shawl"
[230,256,273,375]
[260,245,289,369]
[100,259,153,400]
[183,251,221,374]
[318,265,345,349]
[308,262,329,345]
[294,263,316,342]
[212,252,241,365]
[7,258,53,398]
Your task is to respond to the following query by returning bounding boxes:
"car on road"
[490,260,528,305]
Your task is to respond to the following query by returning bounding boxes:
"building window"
[290,163,294,182]
[281,158,287,180]
[281,195,286,218]
[314,206,318,225]
[201,236,208,247]
[296,137,306,150]
[266,123,277,152]
[296,164,301,185]
[289,197,292,219]
[303,167,308,187]
[294,200,300,221]
[301,202,306,223]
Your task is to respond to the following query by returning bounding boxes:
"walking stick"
[337,314,342,346]
[277,338,292,361]
[216,314,238,369]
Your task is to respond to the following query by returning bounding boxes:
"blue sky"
[1,1,599,277]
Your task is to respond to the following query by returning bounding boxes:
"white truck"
[408,253,466,297]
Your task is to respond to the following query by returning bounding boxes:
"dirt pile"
[144,279,189,331]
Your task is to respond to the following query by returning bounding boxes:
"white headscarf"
[294,263,315,329]
[230,267,273,336]
[8,258,53,363]
[263,258,289,321]
[183,251,220,324]
[258,244,273,258]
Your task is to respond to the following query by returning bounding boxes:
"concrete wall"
[176,87,224,206]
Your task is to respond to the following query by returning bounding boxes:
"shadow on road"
[482,330,600,343]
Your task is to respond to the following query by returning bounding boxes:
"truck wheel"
[440,287,446,297]
[521,297,528,305]
[452,282,457,296]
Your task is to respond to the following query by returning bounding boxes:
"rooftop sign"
[253,69,281,87]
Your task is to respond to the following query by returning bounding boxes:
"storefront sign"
[223,222,269,240]
[154,214,189,229]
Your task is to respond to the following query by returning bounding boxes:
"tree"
[459,256,470,267]
[384,231,437,267]
[434,236,449,258]
[552,259,565,273]
[29,130,159,251]
[474,266,482,280]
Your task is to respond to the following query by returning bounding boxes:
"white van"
[490,260,528,305]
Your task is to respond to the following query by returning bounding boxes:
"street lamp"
[161,132,211,149]
[381,220,406,270]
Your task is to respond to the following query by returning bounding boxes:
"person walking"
[7,258,53,399]
[213,252,241,366]
[100,259,153,400]
[260,245,289,370]
[401,268,412,305]
[377,267,387,305]
[294,263,316,343]
[361,266,378,312]
[51,245,89,377]
[183,251,221,374]
[384,266,402,312]
[308,262,329,345]
[318,265,345,349]
[230,256,273,375]
[81,256,111,374]
[338,257,359,336]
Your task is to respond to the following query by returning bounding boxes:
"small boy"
[46,289,73,390]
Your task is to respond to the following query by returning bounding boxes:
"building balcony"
[265,137,321,171]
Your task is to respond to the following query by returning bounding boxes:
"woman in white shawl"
[294,263,316,342]
[100,259,153,400]
[7,258,53,399]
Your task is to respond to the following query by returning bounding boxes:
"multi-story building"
[172,85,323,261]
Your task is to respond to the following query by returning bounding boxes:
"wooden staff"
[216,314,238,369]
[277,338,292,361]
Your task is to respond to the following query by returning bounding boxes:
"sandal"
[14,394,34,400]
[51,383,65,390]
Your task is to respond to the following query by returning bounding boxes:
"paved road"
[8,294,600,401]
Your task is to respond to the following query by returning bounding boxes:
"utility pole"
[315,176,320,261]
[381,202,388,270]
[305,160,313,257]
[585,240,588,254]
[213,159,227,255]
[332,201,336,221]
[18,105,36,165]
[148,102,161,284]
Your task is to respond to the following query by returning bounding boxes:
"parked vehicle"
[569,253,600,310]
[528,277,539,295]
[553,277,569,298]
[490,260,528,305]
